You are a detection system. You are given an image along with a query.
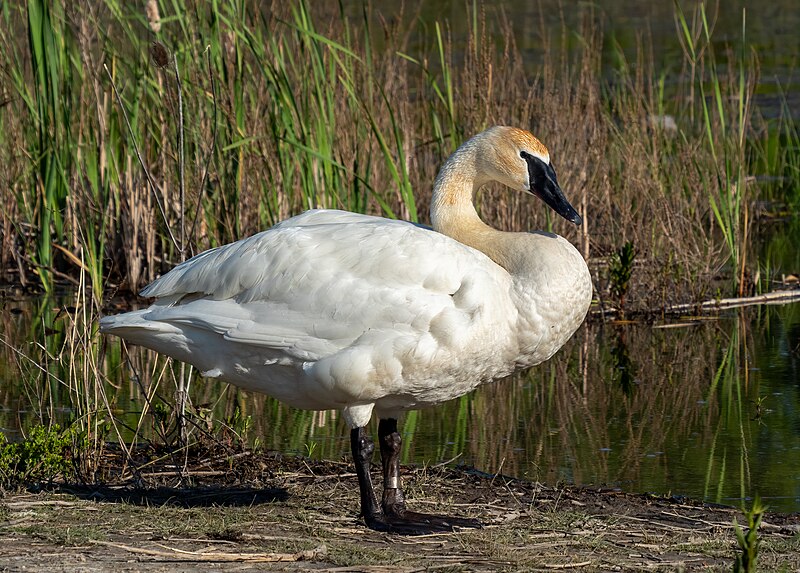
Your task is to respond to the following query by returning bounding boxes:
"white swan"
[100,126,592,533]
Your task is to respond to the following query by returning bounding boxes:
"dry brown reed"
[0,1,787,312]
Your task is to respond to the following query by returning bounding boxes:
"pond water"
[1,291,799,512]
[368,0,800,118]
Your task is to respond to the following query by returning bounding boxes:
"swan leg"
[375,418,482,534]
[350,426,383,524]
[350,422,481,534]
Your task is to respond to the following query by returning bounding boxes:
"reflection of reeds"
[1,296,797,506]
[453,322,719,484]
[1,1,795,308]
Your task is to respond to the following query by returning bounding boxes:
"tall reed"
[1,0,795,310]
[675,2,755,296]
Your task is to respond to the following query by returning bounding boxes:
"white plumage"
[100,126,592,532]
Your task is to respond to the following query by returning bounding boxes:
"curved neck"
[430,140,511,269]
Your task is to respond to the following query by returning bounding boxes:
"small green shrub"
[0,424,81,488]
[609,241,636,312]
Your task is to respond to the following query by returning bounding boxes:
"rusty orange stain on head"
[481,126,551,185]
[502,127,550,159]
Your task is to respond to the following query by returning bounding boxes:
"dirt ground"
[1,451,798,572]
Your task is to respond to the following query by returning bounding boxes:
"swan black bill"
[522,152,583,226]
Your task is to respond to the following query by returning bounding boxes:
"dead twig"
[188,45,218,254]
[88,540,327,562]
[543,560,592,569]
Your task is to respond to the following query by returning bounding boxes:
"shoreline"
[1,451,798,571]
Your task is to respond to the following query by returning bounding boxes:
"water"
[1,293,799,511]
[372,0,800,51]
[362,0,800,118]
[404,304,800,513]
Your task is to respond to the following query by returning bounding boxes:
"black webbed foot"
[368,506,481,535]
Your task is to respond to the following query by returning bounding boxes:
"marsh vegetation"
[2,0,798,306]
[0,2,799,566]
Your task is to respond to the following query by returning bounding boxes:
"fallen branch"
[89,540,326,562]
[593,289,800,319]
[665,289,800,313]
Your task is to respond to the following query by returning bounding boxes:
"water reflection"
[357,0,800,118]
[1,294,799,511]
[609,327,637,396]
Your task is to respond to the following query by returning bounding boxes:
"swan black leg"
[351,422,481,534]
[350,427,383,525]
[377,418,482,533]
[378,417,405,513]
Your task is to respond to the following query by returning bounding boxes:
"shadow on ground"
[50,484,288,507]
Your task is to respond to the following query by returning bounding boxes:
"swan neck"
[431,143,492,234]
[430,141,510,267]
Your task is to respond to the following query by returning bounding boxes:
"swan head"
[476,126,582,226]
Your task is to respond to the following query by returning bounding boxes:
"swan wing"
[135,210,513,363]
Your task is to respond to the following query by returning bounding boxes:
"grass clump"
[14,522,108,546]
[0,424,82,488]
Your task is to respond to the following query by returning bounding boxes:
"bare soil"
[1,450,798,572]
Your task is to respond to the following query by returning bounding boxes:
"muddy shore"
[1,451,798,572]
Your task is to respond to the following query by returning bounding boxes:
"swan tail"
[98,310,185,353]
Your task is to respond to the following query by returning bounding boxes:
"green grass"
[734,495,765,573]
[0,0,796,309]
[674,1,755,295]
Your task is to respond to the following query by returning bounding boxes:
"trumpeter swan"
[100,126,592,534]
